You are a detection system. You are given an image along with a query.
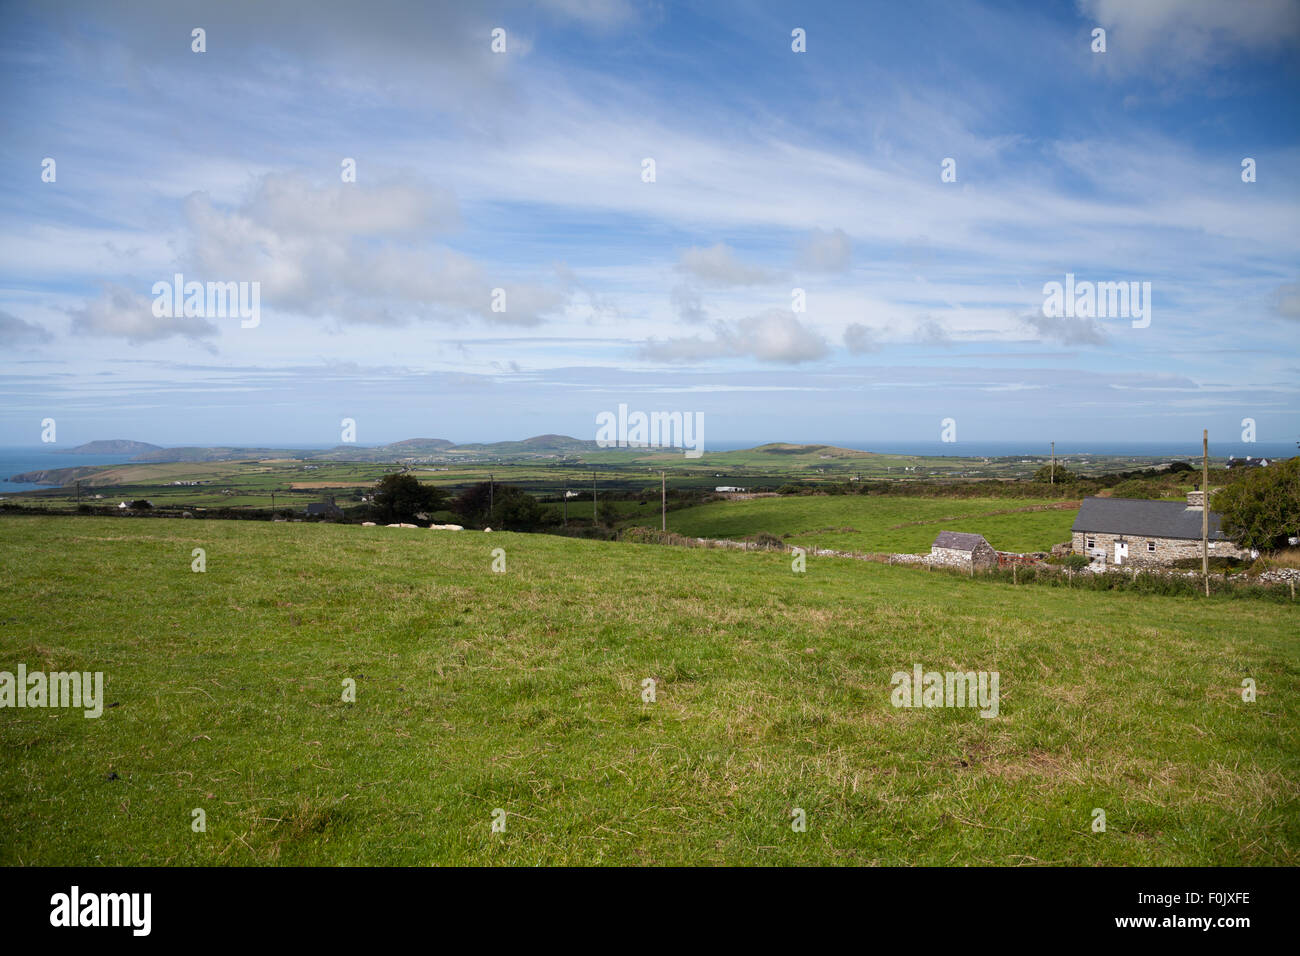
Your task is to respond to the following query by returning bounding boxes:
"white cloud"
[69,285,218,343]
[676,243,781,287]
[1275,282,1300,320]
[798,228,852,272]
[843,323,879,354]
[1021,310,1108,346]
[640,309,828,364]
[0,311,53,346]
[181,173,567,326]
[1078,0,1300,70]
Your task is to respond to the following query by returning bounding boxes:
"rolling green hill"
[1,516,1295,866]
[664,495,1080,554]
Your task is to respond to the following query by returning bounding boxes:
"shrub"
[1110,479,1167,500]
[373,473,447,525]
[1215,457,1300,552]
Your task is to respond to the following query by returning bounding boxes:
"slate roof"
[932,531,992,552]
[1071,497,1228,541]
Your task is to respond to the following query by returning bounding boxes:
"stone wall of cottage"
[1071,530,1250,566]
[930,544,998,569]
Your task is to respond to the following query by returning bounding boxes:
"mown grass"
[0,516,1296,866]
[665,495,1078,553]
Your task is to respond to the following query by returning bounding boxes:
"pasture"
[664,494,1080,554]
[0,516,1295,865]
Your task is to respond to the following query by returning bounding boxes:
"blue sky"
[1,0,1298,449]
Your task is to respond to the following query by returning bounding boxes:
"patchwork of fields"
[0,516,1295,865]
[665,495,1080,554]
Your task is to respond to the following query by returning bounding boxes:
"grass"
[663,495,1079,554]
[1,515,1296,866]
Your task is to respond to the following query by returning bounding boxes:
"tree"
[453,482,550,531]
[1032,463,1076,483]
[129,499,152,510]
[1214,457,1300,552]
[372,473,446,524]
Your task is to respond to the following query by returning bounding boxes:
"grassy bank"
[0,516,1296,865]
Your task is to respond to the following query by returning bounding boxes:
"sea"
[0,448,149,493]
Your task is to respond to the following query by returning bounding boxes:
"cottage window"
[1086,537,1095,549]
[1147,541,1156,552]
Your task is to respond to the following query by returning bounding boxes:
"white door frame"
[1114,540,1128,565]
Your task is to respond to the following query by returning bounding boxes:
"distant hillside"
[7,465,110,486]
[752,443,878,459]
[450,435,599,456]
[20,437,874,475]
[129,447,311,463]
[56,439,161,456]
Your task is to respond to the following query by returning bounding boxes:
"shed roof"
[932,530,991,552]
[1071,496,1228,540]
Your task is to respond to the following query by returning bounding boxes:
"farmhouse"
[1226,456,1271,469]
[305,495,342,518]
[930,531,997,570]
[1071,490,1251,567]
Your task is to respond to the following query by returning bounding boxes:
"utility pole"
[563,477,568,527]
[1202,430,1210,597]
[488,473,494,526]
[661,470,666,532]
[592,470,597,523]
[1050,442,1055,485]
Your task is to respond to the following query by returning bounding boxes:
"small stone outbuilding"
[930,531,998,570]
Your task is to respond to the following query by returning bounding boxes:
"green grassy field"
[1,516,1296,866]
[664,495,1080,554]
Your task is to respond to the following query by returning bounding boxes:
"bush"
[373,473,447,525]
[1060,553,1090,570]
[1110,479,1168,500]
[453,481,551,531]
[129,499,152,510]
[1032,463,1076,483]
[1215,457,1300,552]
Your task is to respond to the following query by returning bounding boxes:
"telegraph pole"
[1050,442,1055,485]
[661,470,666,531]
[488,473,494,526]
[1202,430,1210,597]
[563,477,568,527]
[592,470,597,523]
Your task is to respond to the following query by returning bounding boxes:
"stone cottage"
[1070,490,1251,567]
[305,494,343,519]
[930,531,998,570]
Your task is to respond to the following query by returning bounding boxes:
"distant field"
[664,495,1080,554]
[1,516,1295,866]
